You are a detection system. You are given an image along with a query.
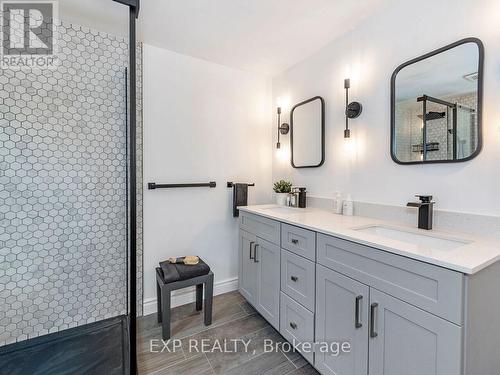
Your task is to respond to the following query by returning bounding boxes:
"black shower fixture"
[344,78,363,138]
[417,111,446,121]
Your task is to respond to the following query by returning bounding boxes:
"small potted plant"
[273,180,292,206]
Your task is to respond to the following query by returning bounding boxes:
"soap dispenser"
[298,187,307,208]
[343,194,354,216]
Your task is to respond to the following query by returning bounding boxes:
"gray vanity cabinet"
[238,213,281,330]
[281,223,316,261]
[238,229,257,303]
[254,238,281,329]
[315,233,464,375]
[368,288,462,375]
[316,234,463,325]
[238,211,499,375]
[281,250,316,311]
[280,292,315,363]
[315,264,369,375]
[316,263,462,375]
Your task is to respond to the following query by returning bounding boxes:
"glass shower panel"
[0,22,129,346]
[423,101,448,162]
[456,105,476,159]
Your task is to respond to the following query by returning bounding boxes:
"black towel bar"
[148,182,216,190]
[227,182,255,188]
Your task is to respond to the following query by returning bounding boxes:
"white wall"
[143,44,272,310]
[272,0,500,216]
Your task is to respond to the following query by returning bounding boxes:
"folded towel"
[167,256,199,265]
[233,183,248,217]
[159,257,210,283]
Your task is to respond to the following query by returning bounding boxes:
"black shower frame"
[390,37,484,165]
[112,0,139,373]
[416,94,458,161]
[0,1,140,373]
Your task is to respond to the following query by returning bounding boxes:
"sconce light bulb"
[344,78,350,89]
[344,129,351,139]
[276,142,281,149]
[277,107,282,115]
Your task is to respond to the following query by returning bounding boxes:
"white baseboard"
[143,277,239,316]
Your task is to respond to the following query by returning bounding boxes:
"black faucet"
[407,195,434,230]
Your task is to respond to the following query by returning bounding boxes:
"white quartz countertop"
[239,204,500,274]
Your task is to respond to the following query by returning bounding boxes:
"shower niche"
[391,38,483,164]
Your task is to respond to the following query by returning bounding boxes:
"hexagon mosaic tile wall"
[0,21,144,346]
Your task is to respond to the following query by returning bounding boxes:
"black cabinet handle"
[249,241,255,260]
[254,244,259,263]
[291,239,299,245]
[291,276,299,282]
[355,295,363,328]
[370,303,378,338]
[289,322,297,330]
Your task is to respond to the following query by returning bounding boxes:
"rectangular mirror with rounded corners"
[391,38,484,164]
[290,96,325,168]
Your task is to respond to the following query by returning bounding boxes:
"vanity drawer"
[240,212,280,245]
[280,292,314,364]
[281,223,316,261]
[281,250,315,311]
[317,233,464,325]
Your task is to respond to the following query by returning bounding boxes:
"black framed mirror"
[290,96,325,168]
[391,38,484,164]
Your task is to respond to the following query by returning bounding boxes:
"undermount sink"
[262,206,303,213]
[353,225,472,251]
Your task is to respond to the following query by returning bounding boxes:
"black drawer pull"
[370,303,378,338]
[291,239,299,244]
[355,295,363,328]
[290,276,299,282]
[289,322,298,330]
[254,244,259,263]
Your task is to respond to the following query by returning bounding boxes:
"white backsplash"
[307,196,500,241]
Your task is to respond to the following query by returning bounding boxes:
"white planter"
[275,193,288,206]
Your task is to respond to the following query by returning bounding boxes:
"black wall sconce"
[344,78,363,138]
[276,107,290,149]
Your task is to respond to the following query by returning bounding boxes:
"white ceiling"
[57,0,388,76]
[137,0,388,76]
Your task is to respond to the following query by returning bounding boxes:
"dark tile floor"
[137,291,319,375]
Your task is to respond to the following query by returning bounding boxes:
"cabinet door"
[369,289,462,375]
[315,264,369,375]
[239,230,257,305]
[255,237,280,330]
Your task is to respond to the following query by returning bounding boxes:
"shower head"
[417,111,446,121]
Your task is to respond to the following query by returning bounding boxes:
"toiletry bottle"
[343,194,354,216]
[333,192,343,214]
[298,188,307,208]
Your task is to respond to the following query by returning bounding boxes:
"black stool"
[156,266,214,340]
